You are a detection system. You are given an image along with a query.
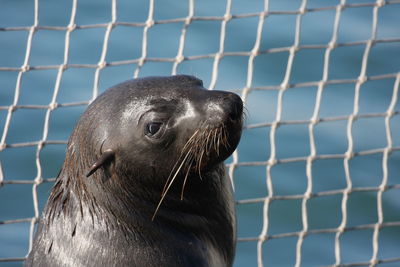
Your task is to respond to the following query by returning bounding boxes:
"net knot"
[345,150,354,159]
[328,41,337,50]
[376,0,386,7]
[214,52,223,61]
[9,105,17,113]
[21,65,30,72]
[60,64,68,71]
[304,191,313,199]
[337,4,345,12]
[175,55,184,64]
[138,57,146,66]
[307,154,316,163]
[271,121,281,129]
[259,234,268,242]
[290,46,299,54]
[224,13,232,21]
[109,22,116,29]
[379,184,388,192]
[34,176,44,185]
[280,82,289,91]
[337,225,345,233]
[185,17,192,25]
[357,75,367,84]
[146,19,155,27]
[97,61,107,69]
[370,259,379,266]
[386,110,395,118]
[310,117,320,125]
[38,140,46,150]
[268,158,277,166]
[67,23,76,32]
[49,102,58,111]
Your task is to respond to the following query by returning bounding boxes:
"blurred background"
[1,0,400,266]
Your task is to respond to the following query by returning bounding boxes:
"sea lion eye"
[146,122,163,136]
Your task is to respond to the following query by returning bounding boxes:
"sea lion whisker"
[213,128,219,156]
[181,151,198,200]
[182,129,200,152]
[154,149,193,220]
[180,156,195,200]
[211,128,215,151]
[161,133,198,195]
[196,146,206,181]
[206,129,213,155]
[206,129,214,155]
[162,141,193,194]
[221,125,229,148]
[162,153,186,195]
[220,126,226,148]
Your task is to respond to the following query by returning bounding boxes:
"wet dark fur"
[25,75,243,267]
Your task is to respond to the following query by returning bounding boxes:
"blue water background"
[0,0,400,266]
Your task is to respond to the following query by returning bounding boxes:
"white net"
[1,0,400,266]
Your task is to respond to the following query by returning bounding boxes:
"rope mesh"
[0,0,399,266]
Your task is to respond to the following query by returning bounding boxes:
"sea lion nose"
[219,92,243,121]
[226,93,243,120]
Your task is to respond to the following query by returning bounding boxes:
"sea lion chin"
[25,75,243,267]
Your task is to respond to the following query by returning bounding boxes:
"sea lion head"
[51,75,243,220]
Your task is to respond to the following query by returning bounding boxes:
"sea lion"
[25,75,243,267]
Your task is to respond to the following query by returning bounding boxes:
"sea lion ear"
[86,149,115,177]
